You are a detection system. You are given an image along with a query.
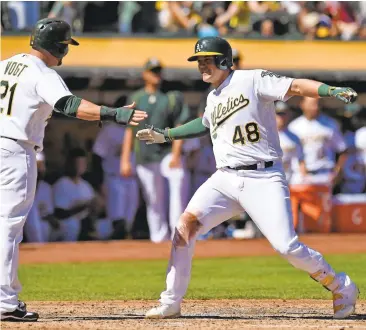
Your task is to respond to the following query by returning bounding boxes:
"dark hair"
[65,148,86,177]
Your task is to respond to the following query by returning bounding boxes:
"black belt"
[307,169,332,175]
[227,161,274,171]
[0,136,39,151]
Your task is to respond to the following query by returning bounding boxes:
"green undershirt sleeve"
[166,117,210,140]
[54,95,81,117]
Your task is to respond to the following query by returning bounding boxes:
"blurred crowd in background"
[2,1,366,40]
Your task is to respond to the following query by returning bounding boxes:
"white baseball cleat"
[145,304,181,319]
[333,273,359,319]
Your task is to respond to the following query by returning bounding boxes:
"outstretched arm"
[36,71,147,125]
[286,79,357,104]
[136,117,210,144]
[54,97,147,126]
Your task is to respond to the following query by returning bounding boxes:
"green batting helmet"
[187,36,233,70]
[30,18,79,59]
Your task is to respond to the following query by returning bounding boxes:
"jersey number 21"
[0,80,17,116]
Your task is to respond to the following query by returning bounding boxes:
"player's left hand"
[330,87,358,104]
[136,125,168,144]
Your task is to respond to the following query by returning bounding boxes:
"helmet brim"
[59,38,79,46]
[187,52,223,61]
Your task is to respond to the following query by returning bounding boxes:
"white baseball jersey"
[0,53,72,150]
[278,129,304,180]
[288,114,346,172]
[202,70,293,168]
[93,122,135,175]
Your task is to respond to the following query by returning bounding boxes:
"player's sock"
[310,267,342,292]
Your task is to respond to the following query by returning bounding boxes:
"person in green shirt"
[121,58,192,242]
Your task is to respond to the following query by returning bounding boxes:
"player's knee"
[274,236,301,256]
[173,212,202,247]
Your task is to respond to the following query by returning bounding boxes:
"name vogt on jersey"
[211,93,249,138]
[4,61,28,77]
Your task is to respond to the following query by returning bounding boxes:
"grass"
[19,254,366,301]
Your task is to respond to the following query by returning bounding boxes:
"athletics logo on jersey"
[261,71,285,79]
[211,94,250,135]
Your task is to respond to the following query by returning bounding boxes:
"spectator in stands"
[297,1,338,40]
[24,152,58,242]
[53,148,97,241]
[130,1,158,33]
[214,1,251,36]
[82,2,119,32]
[249,1,289,37]
[48,1,79,27]
[326,1,360,40]
[195,2,219,38]
[157,1,201,33]
[288,97,348,233]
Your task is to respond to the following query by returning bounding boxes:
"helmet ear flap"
[214,55,230,70]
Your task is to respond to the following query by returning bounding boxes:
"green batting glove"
[329,87,358,104]
[318,84,358,104]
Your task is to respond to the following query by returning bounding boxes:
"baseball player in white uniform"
[289,97,348,186]
[288,98,348,232]
[136,36,359,319]
[93,122,139,238]
[0,18,147,322]
[275,101,306,182]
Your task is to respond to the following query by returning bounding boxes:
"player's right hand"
[136,125,167,144]
[330,87,358,104]
[121,160,132,177]
[115,102,148,126]
[124,102,148,126]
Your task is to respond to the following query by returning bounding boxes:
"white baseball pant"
[0,138,37,313]
[136,162,169,242]
[158,162,339,306]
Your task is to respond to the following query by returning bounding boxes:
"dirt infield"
[8,234,366,329]
[4,300,366,330]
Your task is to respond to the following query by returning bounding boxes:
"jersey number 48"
[0,80,17,116]
[232,122,260,145]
